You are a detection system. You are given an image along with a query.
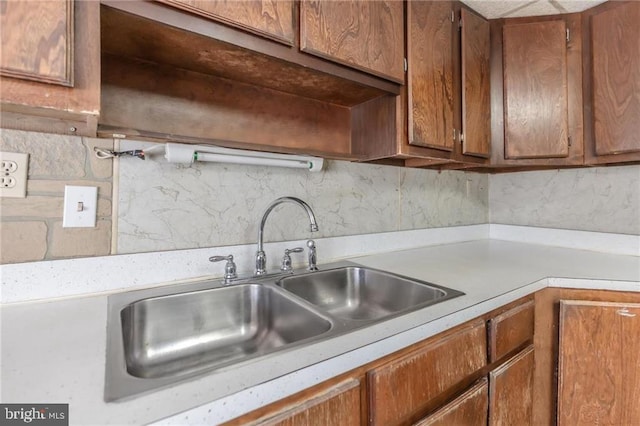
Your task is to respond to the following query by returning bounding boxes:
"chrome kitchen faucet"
[255,197,319,275]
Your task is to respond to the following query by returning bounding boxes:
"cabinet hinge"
[404,57,408,73]
[459,16,463,30]
[566,28,570,43]
[451,10,455,23]
[453,128,457,141]
[568,136,572,147]
[460,132,465,143]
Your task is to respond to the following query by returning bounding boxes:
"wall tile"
[489,165,640,235]
[0,221,47,263]
[116,141,489,254]
[50,220,112,258]
[0,129,86,178]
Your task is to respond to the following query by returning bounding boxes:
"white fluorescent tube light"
[164,143,324,172]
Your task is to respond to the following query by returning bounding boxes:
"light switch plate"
[63,185,98,228]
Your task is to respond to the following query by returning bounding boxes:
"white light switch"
[63,186,98,228]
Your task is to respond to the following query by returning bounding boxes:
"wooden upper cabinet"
[408,1,455,151]
[415,379,489,426]
[558,300,640,426]
[590,1,640,156]
[489,346,534,426]
[461,8,491,158]
[0,0,74,86]
[300,0,404,83]
[503,20,569,159]
[0,0,100,136]
[156,0,295,45]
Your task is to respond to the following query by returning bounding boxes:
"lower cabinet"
[488,345,534,425]
[557,300,640,425]
[225,296,535,426]
[415,378,488,426]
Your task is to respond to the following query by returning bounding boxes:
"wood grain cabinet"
[367,321,487,425]
[490,14,584,167]
[223,378,362,426]
[359,2,490,167]
[489,346,534,425]
[155,0,295,45]
[415,378,488,426]
[557,300,640,425]
[0,0,100,136]
[583,1,640,164]
[226,297,538,426]
[300,0,404,83]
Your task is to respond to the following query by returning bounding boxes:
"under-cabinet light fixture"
[164,143,324,172]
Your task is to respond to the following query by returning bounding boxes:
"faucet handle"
[281,247,304,272]
[307,240,319,271]
[209,254,237,284]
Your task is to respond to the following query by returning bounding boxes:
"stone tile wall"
[0,129,114,263]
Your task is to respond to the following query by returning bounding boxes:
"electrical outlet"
[0,152,29,198]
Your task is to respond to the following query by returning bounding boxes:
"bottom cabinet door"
[489,345,534,425]
[415,378,488,426]
[558,300,640,425]
[259,378,362,426]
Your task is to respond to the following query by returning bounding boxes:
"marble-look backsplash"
[117,141,489,254]
[489,165,640,235]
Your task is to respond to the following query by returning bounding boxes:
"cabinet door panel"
[489,345,534,426]
[461,8,491,158]
[408,1,454,151]
[0,0,73,86]
[368,321,486,426]
[591,2,640,155]
[558,300,640,425]
[300,0,404,82]
[256,378,361,426]
[415,378,488,426]
[488,300,534,363]
[503,20,568,159]
[156,0,295,45]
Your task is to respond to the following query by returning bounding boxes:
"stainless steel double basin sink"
[105,264,463,401]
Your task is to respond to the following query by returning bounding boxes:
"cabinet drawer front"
[488,300,534,362]
[368,321,487,426]
[415,378,488,426]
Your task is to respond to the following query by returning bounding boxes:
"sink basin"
[121,284,331,379]
[278,266,462,320]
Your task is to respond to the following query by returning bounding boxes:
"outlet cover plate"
[63,185,98,228]
[0,151,29,198]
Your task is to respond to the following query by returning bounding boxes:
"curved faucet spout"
[256,197,319,275]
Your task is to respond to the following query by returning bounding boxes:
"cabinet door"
[300,0,403,82]
[407,1,455,151]
[558,300,640,425]
[231,378,362,426]
[503,20,569,159]
[0,0,100,136]
[368,321,486,426]
[0,0,74,86]
[591,1,640,156]
[156,0,295,45]
[460,8,491,158]
[488,345,534,426]
[415,379,488,426]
